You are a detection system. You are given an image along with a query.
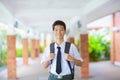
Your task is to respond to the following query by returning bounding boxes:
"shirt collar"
[54,41,65,49]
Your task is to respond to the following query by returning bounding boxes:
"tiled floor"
[0,55,120,80]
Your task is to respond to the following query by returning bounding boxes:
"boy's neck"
[56,39,64,45]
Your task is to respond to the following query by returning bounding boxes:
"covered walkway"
[0,0,120,80]
[0,55,120,80]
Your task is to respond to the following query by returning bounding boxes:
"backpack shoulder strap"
[50,42,55,64]
[65,42,74,79]
[50,42,55,53]
[65,42,71,53]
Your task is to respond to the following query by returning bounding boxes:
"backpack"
[50,42,74,79]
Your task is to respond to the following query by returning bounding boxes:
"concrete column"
[113,12,120,65]
[35,40,40,57]
[7,35,16,79]
[31,39,36,59]
[22,38,28,65]
[80,34,89,78]
[115,12,120,63]
[110,13,116,63]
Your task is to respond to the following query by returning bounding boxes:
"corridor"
[0,55,120,80]
[0,0,120,80]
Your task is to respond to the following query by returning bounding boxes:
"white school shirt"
[41,42,83,76]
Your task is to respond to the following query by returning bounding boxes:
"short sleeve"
[40,46,50,64]
[71,44,83,62]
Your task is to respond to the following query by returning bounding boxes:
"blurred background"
[0,0,120,80]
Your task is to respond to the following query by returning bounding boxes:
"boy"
[41,20,83,80]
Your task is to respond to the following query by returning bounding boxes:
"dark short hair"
[52,20,66,31]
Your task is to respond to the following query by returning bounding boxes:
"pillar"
[110,13,116,63]
[31,39,36,59]
[111,12,120,65]
[115,12,120,63]
[22,38,28,65]
[80,34,89,78]
[7,35,16,79]
[35,40,40,57]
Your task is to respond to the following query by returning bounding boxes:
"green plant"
[89,35,103,61]
[40,45,43,53]
[101,41,110,59]
[88,28,110,61]
[0,49,7,67]
[0,29,7,67]
[28,45,31,56]
[16,47,22,57]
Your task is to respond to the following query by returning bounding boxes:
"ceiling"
[0,0,120,34]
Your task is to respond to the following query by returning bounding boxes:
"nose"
[57,30,61,34]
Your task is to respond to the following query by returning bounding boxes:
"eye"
[60,29,64,31]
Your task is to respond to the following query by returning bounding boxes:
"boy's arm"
[64,44,83,66]
[64,54,82,66]
[42,53,55,68]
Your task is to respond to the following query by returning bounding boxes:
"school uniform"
[41,42,83,80]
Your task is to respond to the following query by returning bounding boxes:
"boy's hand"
[42,53,55,68]
[46,53,55,62]
[64,53,74,62]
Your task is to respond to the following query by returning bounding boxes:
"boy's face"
[53,25,66,40]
